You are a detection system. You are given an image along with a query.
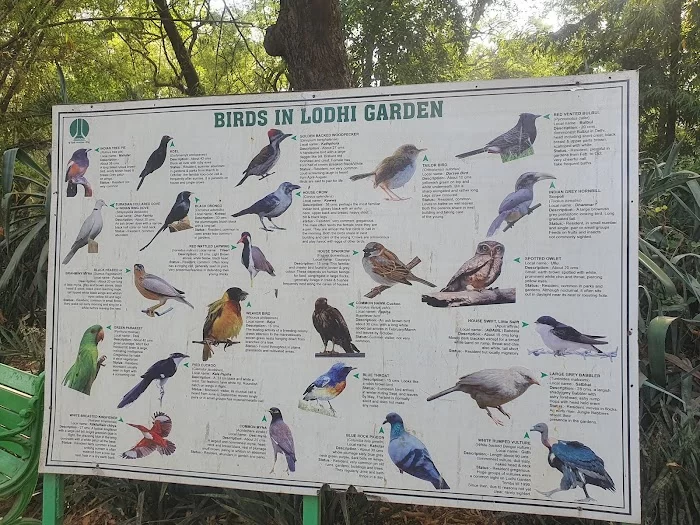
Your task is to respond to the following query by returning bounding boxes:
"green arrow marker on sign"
[262,415,267,422]
[183,362,189,368]
[125,268,130,273]
[353,373,360,379]
[195,197,200,203]
[348,302,355,307]
[522,321,529,328]
[296,191,301,197]
[353,250,359,255]
[231,245,237,250]
[423,155,429,162]
[541,372,548,378]
[543,114,551,119]
[94,148,100,152]
[550,181,556,189]
[110,203,115,208]
[514,257,521,263]
[524,432,530,439]
[291,136,297,140]
[246,301,251,308]
[379,427,384,434]
[106,325,112,330]
[118,418,123,423]
[170,141,175,147]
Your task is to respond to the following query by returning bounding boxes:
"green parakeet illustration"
[63,324,106,395]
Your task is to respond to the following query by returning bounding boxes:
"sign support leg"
[42,473,64,524]
[302,494,320,525]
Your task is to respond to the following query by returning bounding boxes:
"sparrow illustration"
[133,264,194,317]
[62,199,106,264]
[117,352,189,408]
[362,242,435,289]
[488,172,555,236]
[535,316,608,355]
[202,287,248,361]
[140,191,193,251]
[232,182,300,231]
[63,325,105,395]
[312,298,360,354]
[137,135,172,190]
[122,412,176,459]
[65,148,92,197]
[349,144,426,201]
[238,231,275,286]
[237,129,292,187]
[457,113,540,159]
[441,241,504,292]
[302,362,356,415]
[268,407,296,474]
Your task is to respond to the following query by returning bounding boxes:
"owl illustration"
[441,241,505,292]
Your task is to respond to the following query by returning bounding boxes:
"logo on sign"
[69,119,89,141]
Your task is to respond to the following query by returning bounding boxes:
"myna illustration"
[236,129,292,187]
[63,325,106,395]
[268,407,296,474]
[362,242,435,289]
[117,352,188,408]
[238,231,275,286]
[441,241,504,292]
[302,362,355,415]
[65,148,92,197]
[140,191,193,251]
[487,172,555,236]
[202,287,248,361]
[349,144,426,201]
[62,199,106,264]
[137,135,172,190]
[122,412,176,459]
[457,113,540,159]
[133,264,194,316]
[232,182,300,231]
[535,316,608,355]
[312,298,360,354]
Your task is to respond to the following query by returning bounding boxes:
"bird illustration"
[137,135,172,190]
[268,407,296,474]
[202,287,248,361]
[133,264,194,317]
[456,113,541,159]
[63,325,106,395]
[62,199,106,264]
[530,422,615,501]
[535,316,608,355]
[302,362,356,415]
[232,182,300,232]
[383,413,449,490]
[237,231,275,287]
[362,242,435,290]
[427,367,540,425]
[349,144,426,201]
[487,172,556,236]
[237,129,292,187]
[312,298,360,354]
[122,412,176,459]
[140,191,193,251]
[441,241,504,292]
[65,148,92,197]
[117,352,189,408]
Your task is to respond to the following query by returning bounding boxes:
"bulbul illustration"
[362,242,435,289]
[122,412,176,459]
[137,135,172,190]
[312,298,360,354]
[63,325,106,395]
[117,352,189,407]
[133,263,194,316]
[238,231,275,286]
[349,144,426,201]
[535,316,608,355]
[202,287,248,361]
[140,191,193,251]
[232,182,300,231]
[487,172,555,236]
[441,241,504,292]
[268,407,296,474]
[65,148,92,197]
[456,113,540,159]
[62,199,106,264]
[237,129,292,187]
[302,362,355,415]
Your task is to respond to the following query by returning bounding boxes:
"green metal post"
[42,473,64,524]
[302,494,320,525]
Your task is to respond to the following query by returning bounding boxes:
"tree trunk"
[659,0,682,151]
[264,0,351,90]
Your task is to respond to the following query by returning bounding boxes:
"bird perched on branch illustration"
[427,367,540,425]
[312,298,360,354]
[63,325,105,395]
[65,148,92,197]
[122,412,176,459]
[140,191,193,251]
[530,422,615,501]
[456,113,540,159]
[63,199,106,264]
[487,172,555,236]
[383,413,450,490]
[268,407,296,474]
[237,129,292,187]
[534,316,608,355]
[232,182,300,231]
[237,231,275,286]
[117,352,188,408]
[362,242,435,290]
[349,144,426,201]
[302,362,356,415]
[202,287,248,361]
[133,264,194,317]
[137,135,172,190]
[440,241,504,292]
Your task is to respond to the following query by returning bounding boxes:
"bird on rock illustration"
[530,422,615,502]
[535,316,608,355]
[232,182,300,231]
[63,325,106,395]
[362,242,435,290]
[268,407,296,474]
[137,135,172,190]
[312,298,360,354]
[441,241,504,292]
[427,366,540,425]
[140,191,193,251]
[133,264,194,317]
[349,144,426,201]
[65,148,92,197]
[62,199,106,264]
[202,287,248,361]
[122,412,176,459]
[237,129,292,187]
[237,231,275,287]
[487,172,556,236]
[383,413,450,490]
[456,113,541,159]
[117,352,188,408]
[302,362,356,415]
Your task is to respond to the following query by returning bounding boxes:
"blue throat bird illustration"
[268,407,296,474]
[487,172,555,236]
[302,362,356,415]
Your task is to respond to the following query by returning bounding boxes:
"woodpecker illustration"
[122,412,176,459]
[117,352,189,408]
[236,129,292,187]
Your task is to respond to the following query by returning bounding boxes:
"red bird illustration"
[121,412,176,459]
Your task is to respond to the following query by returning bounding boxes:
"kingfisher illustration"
[237,231,275,286]
[122,412,176,459]
[63,325,106,395]
[302,362,356,415]
[236,129,292,187]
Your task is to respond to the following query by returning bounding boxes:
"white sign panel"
[42,72,640,522]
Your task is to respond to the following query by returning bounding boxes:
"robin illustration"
[441,241,504,292]
[137,135,173,190]
[232,182,300,231]
[202,287,248,361]
[362,242,435,289]
[65,148,92,197]
[238,231,275,286]
[133,264,194,316]
[62,199,106,264]
[237,129,292,187]
[140,191,193,251]
[312,298,360,354]
[456,113,540,159]
[349,144,426,201]
[122,412,176,459]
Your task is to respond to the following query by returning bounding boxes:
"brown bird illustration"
[441,241,504,292]
[362,242,435,289]
[312,298,360,354]
[349,144,426,201]
[202,287,248,361]
[133,264,193,316]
